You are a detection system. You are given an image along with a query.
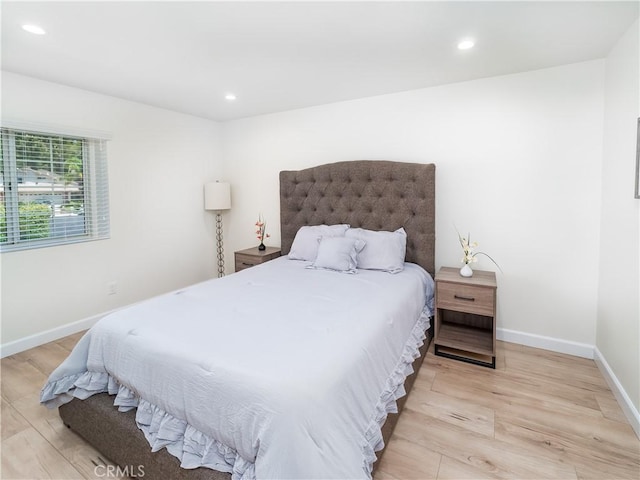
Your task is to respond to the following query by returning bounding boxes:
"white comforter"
[41,257,434,479]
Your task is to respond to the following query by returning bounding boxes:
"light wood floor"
[1,333,639,479]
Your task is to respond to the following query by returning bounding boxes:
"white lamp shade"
[204,182,231,211]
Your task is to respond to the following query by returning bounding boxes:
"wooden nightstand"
[234,246,281,272]
[434,266,497,368]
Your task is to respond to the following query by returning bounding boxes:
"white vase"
[460,263,473,277]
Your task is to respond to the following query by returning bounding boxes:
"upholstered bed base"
[59,327,433,479]
[60,396,228,480]
[58,160,436,478]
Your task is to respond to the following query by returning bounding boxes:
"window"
[0,127,110,251]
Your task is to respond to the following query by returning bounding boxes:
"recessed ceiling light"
[224,93,237,101]
[457,39,475,50]
[22,24,46,35]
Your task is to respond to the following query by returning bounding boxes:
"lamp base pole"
[216,212,225,278]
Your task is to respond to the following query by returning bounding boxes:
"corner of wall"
[596,17,640,422]
[594,347,640,439]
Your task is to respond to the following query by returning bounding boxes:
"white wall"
[598,19,640,413]
[222,61,605,347]
[1,72,222,346]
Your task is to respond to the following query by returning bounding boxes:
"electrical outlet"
[107,281,117,295]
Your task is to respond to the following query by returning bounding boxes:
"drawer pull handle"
[242,262,255,266]
[454,294,475,302]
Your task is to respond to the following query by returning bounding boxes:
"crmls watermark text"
[94,464,145,478]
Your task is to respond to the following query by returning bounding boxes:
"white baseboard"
[0,313,103,358]
[497,328,595,359]
[594,347,640,439]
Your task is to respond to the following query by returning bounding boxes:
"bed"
[42,160,436,479]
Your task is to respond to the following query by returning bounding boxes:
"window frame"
[0,123,111,252]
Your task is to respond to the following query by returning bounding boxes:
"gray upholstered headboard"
[280,160,436,275]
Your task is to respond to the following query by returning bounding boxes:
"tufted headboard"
[280,160,436,275]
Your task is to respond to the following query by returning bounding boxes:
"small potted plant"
[255,214,270,251]
[458,231,500,277]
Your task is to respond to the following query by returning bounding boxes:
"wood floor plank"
[55,331,86,353]
[12,393,126,479]
[1,427,84,479]
[404,385,494,437]
[395,407,578,479]
[12,340,73,377]
[503,346,603,377]
[424,346,493,376]
[13,392,72,440]
[574,458,640,480]
[430,369,604,419]
[501,341,595,367]
[1,396,31,441]
[0,355,48,403]
[496,417,639,480]
[60,445,130,480]
[505,353,609,392]
[595,391,631,424]
[495,384,639,453]
[494,341,507,371]
[375,435,441,479]
[373,469,401,480]
[495,405,640,476]
[413,358,437,389]
[437,454,504,480]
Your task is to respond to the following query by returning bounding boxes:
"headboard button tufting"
[280,161,435,274]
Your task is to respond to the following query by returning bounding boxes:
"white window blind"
[0,127,110,251]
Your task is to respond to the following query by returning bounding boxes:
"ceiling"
[2,1,638,121]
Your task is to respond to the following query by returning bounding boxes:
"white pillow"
[288,224,350,261]
[307,236,366,274]
[345,227,407,273]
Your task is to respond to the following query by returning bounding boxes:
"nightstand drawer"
[437,282,494,316]
[235,254,260,271]
[234,247,281,272]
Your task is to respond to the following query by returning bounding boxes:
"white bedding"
[41,257,434,479]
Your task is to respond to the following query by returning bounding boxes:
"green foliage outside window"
[13,132,84,184]
[0,203,51,243]
[0,206,5,243]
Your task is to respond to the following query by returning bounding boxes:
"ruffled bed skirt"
[41,313,429,480]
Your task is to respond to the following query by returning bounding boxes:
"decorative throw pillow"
[288,224,350,261]
[307,236,366,274]
[345,227,407,273]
